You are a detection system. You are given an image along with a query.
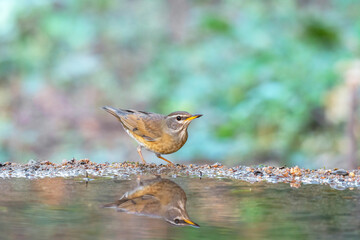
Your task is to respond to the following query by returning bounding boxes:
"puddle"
[0,176,359,239]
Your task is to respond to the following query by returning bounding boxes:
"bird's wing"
[119,110,164,141]
[116,195,162,216]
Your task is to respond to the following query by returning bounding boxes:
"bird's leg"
[156,154,174,166]
[137,146,147,164]
[136,175,143,186]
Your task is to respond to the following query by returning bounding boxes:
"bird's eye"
[176,116,181,121]
[174,219,180,224]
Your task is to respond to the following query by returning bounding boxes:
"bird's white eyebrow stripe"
[170,115,189,118]
[178,200,185,210]
[167,206,181,212]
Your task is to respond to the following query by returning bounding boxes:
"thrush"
[103,106,202,165]
[102,177,199,227]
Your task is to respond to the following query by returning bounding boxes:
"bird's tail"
[101,199,128,209]
[101,202,118,208]
[102,106,124,120]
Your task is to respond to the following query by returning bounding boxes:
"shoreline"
[1,159,359,190]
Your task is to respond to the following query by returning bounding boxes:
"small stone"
[331,169,348,176]
[290,181,301,188]
[254,170,263,176]
[28,159,38,165]
[290,166,301,176]
[79,159,90,165]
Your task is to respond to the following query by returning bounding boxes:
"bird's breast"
[144,132,188,154]
[125,129,147,148]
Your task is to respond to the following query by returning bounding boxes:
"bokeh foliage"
[0,0,359,167]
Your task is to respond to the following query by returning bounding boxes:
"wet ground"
[1,160,360,190]
[1,160,360,239]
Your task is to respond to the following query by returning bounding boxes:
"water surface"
[0,177,359,240]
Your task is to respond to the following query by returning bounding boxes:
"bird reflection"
[103,177,199,227]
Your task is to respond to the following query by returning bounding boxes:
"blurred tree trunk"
[347,84,357,169]
[167,0,189,42]
[345,61,360,169]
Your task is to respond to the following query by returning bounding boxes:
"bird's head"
[165,111,202,133]
[164,207,200,228]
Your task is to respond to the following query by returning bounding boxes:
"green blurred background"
[0,0,359,168]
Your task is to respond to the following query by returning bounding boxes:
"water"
[0,177,359,240]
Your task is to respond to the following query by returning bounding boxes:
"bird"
[102,177,199,227]
[103,106,202,165]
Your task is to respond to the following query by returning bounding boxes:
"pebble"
[0,159,359,190]
[331,169,349,176]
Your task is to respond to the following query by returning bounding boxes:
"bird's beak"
[184,218,200,228]
[185,114,203,122]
